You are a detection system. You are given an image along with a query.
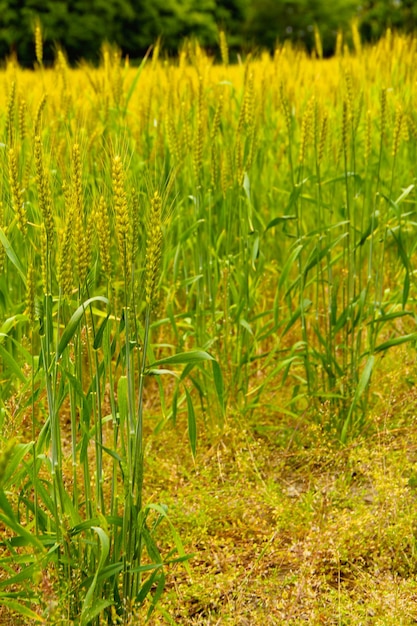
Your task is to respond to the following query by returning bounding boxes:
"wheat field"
[1,28,417,623]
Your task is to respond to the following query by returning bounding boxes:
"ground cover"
[129,344,417,625]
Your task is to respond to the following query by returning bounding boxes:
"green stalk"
[30,328,39,537]
[64,296,79,511]
[85,288,106,515]
[296,139,311,398]
[369,89,386,354]
[121,240,136,606]
[342,101,352,401]
[131,304,151,597]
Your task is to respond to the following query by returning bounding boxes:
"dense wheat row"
[0,30,417,622]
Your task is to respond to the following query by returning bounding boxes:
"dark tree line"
[0,0,416,66]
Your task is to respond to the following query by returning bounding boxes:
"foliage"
[2,1,417,66]
[244,0,358,54]
[0,0,229,64]
[359,0,417,41]
[0,0,136,64]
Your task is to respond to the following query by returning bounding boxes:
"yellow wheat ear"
[34,18,43,67]
[18,98,27,142]
[6,81,16,146]
[219,30,229,67]
[318,111,328,165]
[112,155,132,282]
[33,93,47,138]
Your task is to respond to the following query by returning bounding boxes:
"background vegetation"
[1,0,417,65]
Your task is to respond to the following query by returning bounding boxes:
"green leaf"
[129,562,164,575]
[341,355,375,443]
[80,526,110,626]
[0,442,32,488]
[148,368,180,379]
[99,444,122,463]
[212,360,225,415]
[357,213,379,246]
[148,350,214,368]
[0,597,44,622]
[171,385,179,426]
[145,503,193,577]
[57,296,109,359]
[0,512,44,551]
[122,47,151,113]
[285,180,308,213]
[303,233,347,279]
[147,571,166,620]
[403,271,410,309]
[389,229,411,309]
[117,376,128,424]
[251,234,259,269]
[375,332,417,353]
[355,355,375,400]
[395,184,415,205]
[283,299,312,336]
[239,318,253,335]
[69,518,102,536]
[93,312,110,350]
[0,229,27,286]
[243,171,251,201]
[142,525,163,564]
[0,563,40,590]
[96,562,123,583]
[155,605,178,626]
[265,215,296,232]
[0,344,26,382]
[136,569,160,605]
[185,387,197,457]
[0,315,28,338]
[322,172,361,185]
[278,244,303,291]
[381,184,415,214]
[81,599,113,624]
[372,310,414,323]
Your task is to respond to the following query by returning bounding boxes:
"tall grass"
[0,27,417,622]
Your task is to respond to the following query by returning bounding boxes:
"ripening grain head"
[112,155,132,280]
[145,191,162,306]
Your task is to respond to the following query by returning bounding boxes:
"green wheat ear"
[34,134,55,243]
[8,147,27,234]
[145,190,163,306]
[94,195,112,280]
[25,260,36,326]
[58,188,74,299]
